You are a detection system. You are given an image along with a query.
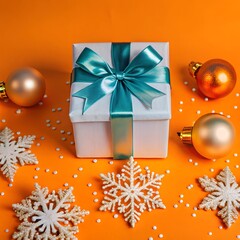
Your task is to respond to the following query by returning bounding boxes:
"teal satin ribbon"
[72,43,170,159]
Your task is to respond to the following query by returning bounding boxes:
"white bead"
[16,109,22,114]
[152,225,157,230]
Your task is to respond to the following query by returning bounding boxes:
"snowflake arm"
[198,167,240,227]
[0,127,38,182]
[99,172,128,212]
[13,183,89,240]
[100,156,166,228]
[0,154,18,182]
[198,176,223,210]
[0,127,14,143]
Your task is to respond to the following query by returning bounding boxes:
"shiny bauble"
[178,113,235,159]
[189,59,236,99]
[5,68,46,107]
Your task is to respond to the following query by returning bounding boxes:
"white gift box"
[69,42,171,158]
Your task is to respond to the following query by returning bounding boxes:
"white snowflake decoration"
[0,127,38,182]
[198,166,240,227]
[13,183,89,240]
[99,156,166,227]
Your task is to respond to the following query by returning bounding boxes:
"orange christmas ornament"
[178,113,235,159]
[0,68,46,107]
[188,59,236,99]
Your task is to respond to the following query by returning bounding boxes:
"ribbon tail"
[125,80,165,108]
[110,81,133,159]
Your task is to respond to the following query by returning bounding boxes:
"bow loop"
[76,47,113,77]
[124,45,163,77]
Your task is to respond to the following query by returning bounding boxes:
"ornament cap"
[177,126,193,144]
[188,61,202,78]
[0,81,7,99]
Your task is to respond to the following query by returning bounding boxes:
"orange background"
[0,0,240,239]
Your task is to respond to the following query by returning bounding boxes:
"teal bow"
[72,43,170,159]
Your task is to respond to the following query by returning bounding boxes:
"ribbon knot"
[115,71,125,81]
[72,43,170,159]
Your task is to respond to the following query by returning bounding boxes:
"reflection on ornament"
[0,68,46,107]
[178,113,235,159]
[189,59,236,99]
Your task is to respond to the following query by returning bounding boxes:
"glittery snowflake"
[0,127,38,182]
[12,183,89,240]
[99,156,166,227]
[198,166,240,227]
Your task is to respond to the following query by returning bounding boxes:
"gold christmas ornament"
[189,59,236,99]
[0,68,46,107]
[178,113,235,159]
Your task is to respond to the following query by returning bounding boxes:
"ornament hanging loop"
[177,126,193,144]
[188,62,202,78]
[0,81,7,98]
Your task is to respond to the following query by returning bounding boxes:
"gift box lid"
[69,42,171,123]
